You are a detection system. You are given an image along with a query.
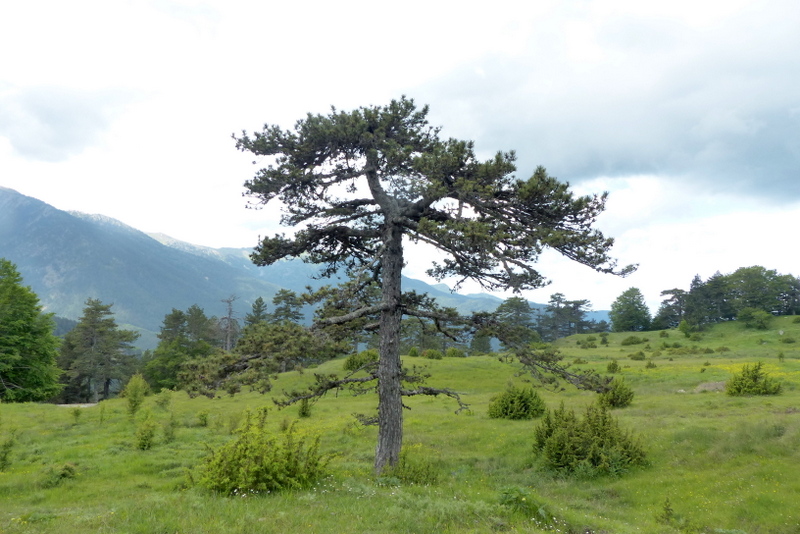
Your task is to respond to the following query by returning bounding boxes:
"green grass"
[2,317,800,533]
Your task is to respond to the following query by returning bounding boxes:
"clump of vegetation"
[298,398,311,418]
[445,347,466,358]
[645,359,657,369]
[599,332,609,345]
[41,462,78,488]
[379,444,440,486]
[738,307,773,330]
[659,330,669,338]
[780,336,796,344]
[154,389,172,410]
[606,359,620,374]
[135,412,158,450]
[343,349,379,371]
[621,336,646,346]
[533,402,646,477]
[725,362,782,396]
[628,351,646,361]
[421,349,443,360]
[191,408,330,495]
[122,373,150,416]
[488,385,546,420]
[196,410,210,427]
[407,347,420,357]
[598,378,634,408]
[499,486,568,531]
[573,357,589,365]
[0,429,16,471]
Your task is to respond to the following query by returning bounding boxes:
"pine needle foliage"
[487,385,546,420]
[533,402,646,477]
[192,408,330,495]
[725,362,782,396]
[598,378,634,408]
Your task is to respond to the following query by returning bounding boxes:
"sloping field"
[2,317,799,533]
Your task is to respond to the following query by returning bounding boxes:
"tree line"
[608,265,800,333]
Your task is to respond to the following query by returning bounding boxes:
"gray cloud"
[0,86,133,162]
[412,5,800,201]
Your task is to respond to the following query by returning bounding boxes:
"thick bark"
[374,222,404,473]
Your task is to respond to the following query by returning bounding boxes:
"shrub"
[154,389,172,410]
[621,336,646,346]
[793,316,800,324]
[533,402,646,477]
[343,349,379,372]
[488,385,546,420]
[628,351,646,361]
[738,307,772,330]
[122,373,150,416]
[196,410,210,427]
[0,430,16,471]
[689,333,703,342]
[40,462,78,488]
[421,349,443,360]
[598,378,634,408]
[445,347,466,358]
[298,398,311,418]
[606,360,620,374]
[780,336,796,344]
[645,359,657,369]
[135,413,158,450]
[726,362,781,396]
[573,357,588,365]
[407,347,420,357]
[716,346,730,353]
[192,408,330,495]
[659,330,669,338]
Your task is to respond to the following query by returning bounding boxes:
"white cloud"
[1,0,799,312]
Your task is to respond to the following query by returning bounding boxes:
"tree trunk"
[375,223,404,474]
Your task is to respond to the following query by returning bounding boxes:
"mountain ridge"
[3,187,584,349]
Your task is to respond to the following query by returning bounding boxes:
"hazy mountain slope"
[0,187,608,349]
[0,187,283,336]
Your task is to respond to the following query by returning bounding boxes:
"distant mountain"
[1,187,542,349]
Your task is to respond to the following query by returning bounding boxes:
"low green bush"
[598,378,634,408]
[488,385,546,420]
[780,336,796,344]
[421,349,443,360]
[533,402,646,477]
[606,360,620,374]
[407,347,420,357]
[135,413,158,450]
[343,349,379,372]
[122,373,150,416]
[445,347,466,358]
[725,362,781,396]
[621,336,646,346]
[191,408,330,495]
[628,351,646,361]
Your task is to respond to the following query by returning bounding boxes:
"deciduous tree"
[234,97,632,472]
[609,288,651,332]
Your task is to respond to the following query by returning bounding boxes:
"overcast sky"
[2,0,799,313]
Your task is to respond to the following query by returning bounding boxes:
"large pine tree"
[234,97,633,472]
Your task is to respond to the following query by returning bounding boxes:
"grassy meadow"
[2,317,800,533]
